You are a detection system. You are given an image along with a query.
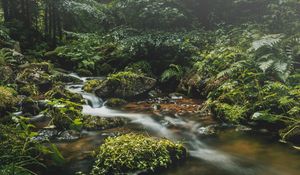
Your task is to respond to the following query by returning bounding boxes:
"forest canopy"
[0,0,300,175]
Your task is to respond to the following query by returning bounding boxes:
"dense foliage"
[0,0,300,174]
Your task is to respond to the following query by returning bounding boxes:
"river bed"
[45,75,300,175]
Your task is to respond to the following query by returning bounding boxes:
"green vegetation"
[0,86,18,116]
[91,133,186,175]
[0,0,300,174]
[46,99,83,130]
[83,80,103,93]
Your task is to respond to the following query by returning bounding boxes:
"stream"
[47,74,300,175]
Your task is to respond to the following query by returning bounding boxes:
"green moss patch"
[0,86,18,115]
[83,80,103,92]
[91,133,186,174]
[83,115,126,131]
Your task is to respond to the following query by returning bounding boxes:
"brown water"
[46,75,300,175]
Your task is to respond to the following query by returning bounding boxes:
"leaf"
[49,143,65,165]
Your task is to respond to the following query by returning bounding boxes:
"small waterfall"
[65,75,276,175]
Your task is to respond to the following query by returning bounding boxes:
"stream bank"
[39,74,300,175]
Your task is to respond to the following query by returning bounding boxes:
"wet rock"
[169,92,186,100]
[33,129,80,141]
[52,72,82,84]
[151,104,161,110]
[235,125,252,132]
[33,129,59,141]
[105,98,127,108]
[28,114,49,123]
[21,97,40,116]
[197,125,216,136]
[56,130,80,141]
[83,115,126,131]
[95,71,156,99]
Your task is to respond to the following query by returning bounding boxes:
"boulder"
[91,133,186,175]
[45,85,84,103]
[95,71,156,99]
[16,62,53,92]
[83,115,126,131]
[21,97,40,116]
[83,79,103,92]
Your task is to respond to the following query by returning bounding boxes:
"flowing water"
[54,75,300,175]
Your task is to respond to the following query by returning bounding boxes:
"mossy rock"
[16,63,53,92]
[46,99,83,130]
[105,98,127,108]
[19,84,39,97]
[51,72,82,84]
[45,85,84,103]
[76,69,93,77]
[19,62,53,73]
[83,80,103,93]
[83,115,126,131]
[0,86,18,115]
[21,97,40,116]
[91,133,186,175]
[0,65,14,83]
[95,71,156,99]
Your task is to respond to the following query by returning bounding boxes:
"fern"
[253,35,298,82]
[160,64,184,82]
[216,60,247,79]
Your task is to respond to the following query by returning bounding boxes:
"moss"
[91,133,186,175]
[46,99,83,130]
[83,115,126,131]
[107,71,141,84]
[16,64,53,92]
[19,84,39,97]
[0,86,18,115]
[19,62,53,73]
[45,85,84,103]
[83,80,103,92]
[105,98,127,108]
